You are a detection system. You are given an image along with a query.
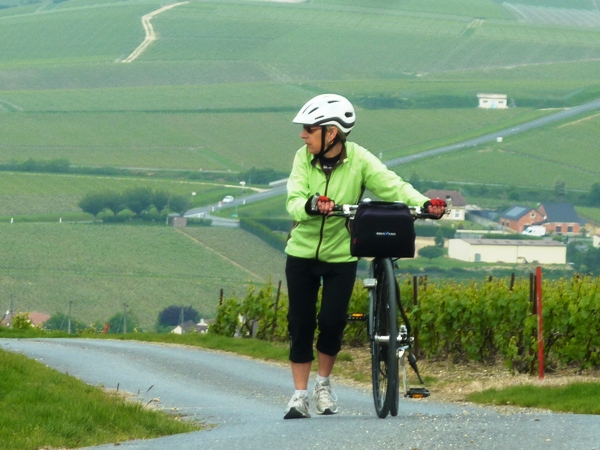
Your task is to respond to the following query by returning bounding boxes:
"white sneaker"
[284,394,310,419]
[313,379,338,415]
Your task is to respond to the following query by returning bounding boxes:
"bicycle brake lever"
[310,193,321,213]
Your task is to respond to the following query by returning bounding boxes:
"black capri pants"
[285,255,358,363]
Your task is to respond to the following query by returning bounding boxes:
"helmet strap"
[317,126,341,157]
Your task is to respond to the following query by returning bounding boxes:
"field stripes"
[504,3,600,28]
[0,223,285,327]
[0,99,23,112]
[558,112,600,128]
[122,2,189,63]
[175,228,265,282]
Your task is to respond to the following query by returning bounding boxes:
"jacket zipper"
[314,174,331,260]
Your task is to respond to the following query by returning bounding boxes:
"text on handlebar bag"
[350,202,415,258]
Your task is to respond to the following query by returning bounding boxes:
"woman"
[284,94,445,419]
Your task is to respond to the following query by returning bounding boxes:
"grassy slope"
[0,346,200,450]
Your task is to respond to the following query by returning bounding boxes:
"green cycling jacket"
[285,141,429,263]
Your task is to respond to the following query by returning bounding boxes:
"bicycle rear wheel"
[370,258,398,419]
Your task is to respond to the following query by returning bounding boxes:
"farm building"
[537,203,584,235]
[171,216,188,228]
[594,233,600,248]
[423,189,466,221]
[448,238,566,264]
[499,203,584,235]
[171,318,209,334]
[500,205,545,233]
[477,93,508,109]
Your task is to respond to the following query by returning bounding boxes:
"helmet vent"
[292,94,356,134]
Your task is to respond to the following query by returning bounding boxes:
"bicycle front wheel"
[370,258,399,419]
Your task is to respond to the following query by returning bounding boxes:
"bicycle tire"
[370,258,399,419]
[389,278,403,417]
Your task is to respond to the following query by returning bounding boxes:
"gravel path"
[2,338,598,450]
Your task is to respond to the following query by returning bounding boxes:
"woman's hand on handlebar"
[316,195,335,215]
[423,198,446,219]
[308,193,336,215]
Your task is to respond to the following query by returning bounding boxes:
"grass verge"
[466,383,600,415]
[102,331,291,362]
[0,346,202,450]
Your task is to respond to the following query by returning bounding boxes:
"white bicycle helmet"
[293,94,356,134]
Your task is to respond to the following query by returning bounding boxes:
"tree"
[106,310,140,334]
[124,187,153,218]
[240,167,286,185]
[169,195,191,215]
[589,182,600,206]
[554,180,566,198]
[156,305,200,331]
[104,192,124,215]
[582,247,600,276]
[418,245,444,260]
[44,312,87,333]
[12,313,33,330]
[78,192,108,220]
[566,241,583,269]
[153,189,170,213]
[434,229,445,248]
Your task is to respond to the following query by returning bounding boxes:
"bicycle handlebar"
[311,195,452,221]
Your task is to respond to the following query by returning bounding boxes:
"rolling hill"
[1,0,599,328]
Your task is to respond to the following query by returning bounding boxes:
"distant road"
[121,2,189,63]
[384,97,600,167]
[185,97,600,218]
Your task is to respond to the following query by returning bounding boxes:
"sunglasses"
[303,125,321,134]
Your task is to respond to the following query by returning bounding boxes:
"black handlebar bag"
[350,202,416,258]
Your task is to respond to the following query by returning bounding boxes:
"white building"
[593,233,600,248]
[448,238,566,264]
[477,94,508,109]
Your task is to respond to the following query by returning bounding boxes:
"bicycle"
[321,196,450,418]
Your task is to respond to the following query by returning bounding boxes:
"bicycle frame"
[331,197,451,418]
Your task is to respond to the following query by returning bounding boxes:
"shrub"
[12,313,33,330]
[418,245,445,260]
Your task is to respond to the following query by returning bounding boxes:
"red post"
[536,266,544,380]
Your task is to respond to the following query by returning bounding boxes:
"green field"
[1,0,600,328]
[1,0,600,182]
[0,223,287,329]
[0,171,245,216]
[395,110,600,191]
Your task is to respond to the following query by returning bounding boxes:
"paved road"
[184,97,600,221]
[2,338,598,450]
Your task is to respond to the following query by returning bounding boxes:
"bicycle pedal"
[347,313,368,322]
[405,387,430,399]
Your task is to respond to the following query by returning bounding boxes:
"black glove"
[305,193,332,215]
